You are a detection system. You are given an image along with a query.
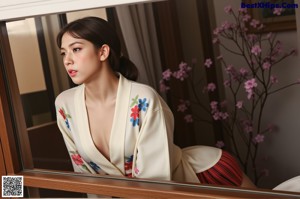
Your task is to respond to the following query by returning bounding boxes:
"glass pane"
[7,18,54,127]
[1,0,300,196]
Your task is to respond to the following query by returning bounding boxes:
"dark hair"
[57,16,138,81]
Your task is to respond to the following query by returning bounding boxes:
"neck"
[84,66,119,105]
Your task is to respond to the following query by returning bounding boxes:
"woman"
[55,16,255,189]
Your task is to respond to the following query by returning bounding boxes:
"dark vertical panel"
[196,1,224,142]
[34,17,56,121]
[153,1,196,147]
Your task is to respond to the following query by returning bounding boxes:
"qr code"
[2,176,23,197]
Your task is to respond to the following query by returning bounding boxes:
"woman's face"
[60,32,102,85]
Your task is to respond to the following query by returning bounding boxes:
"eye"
[60,51,66,57]
[73,48,81,52]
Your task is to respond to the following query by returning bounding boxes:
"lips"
[68,69,78,77]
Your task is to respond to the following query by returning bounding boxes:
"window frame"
[0,5,300,199]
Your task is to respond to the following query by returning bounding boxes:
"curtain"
[115,3,162,90]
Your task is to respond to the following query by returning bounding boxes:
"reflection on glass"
[6,17,73,171]
[7,18,52,127]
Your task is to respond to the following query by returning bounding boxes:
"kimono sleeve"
[55,105,95,174]
[132,106,174,181]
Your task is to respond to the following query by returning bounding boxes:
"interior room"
[1,0,300,198]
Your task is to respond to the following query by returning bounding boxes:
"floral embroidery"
[130,95,139,107]
[71,153,84,165]
[58,108,71,130]
[89,161,101,172]
[129,95,149,127]
[138,98,149,112]
[134,167,140,175]
[124,155,133,177]
[70,151,89,172]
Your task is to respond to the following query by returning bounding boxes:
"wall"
[7,18,47,94]
[213,0,300,189]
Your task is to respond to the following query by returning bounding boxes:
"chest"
[86,103,115,160]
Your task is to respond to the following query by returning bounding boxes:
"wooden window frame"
[0,5,300,199]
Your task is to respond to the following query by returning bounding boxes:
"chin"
[71,78,84,85]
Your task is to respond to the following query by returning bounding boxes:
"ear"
[98,44,110,61]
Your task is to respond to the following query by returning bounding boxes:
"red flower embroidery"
[59,108,66,120]
[71,154,84,165]
[130,105,139,120]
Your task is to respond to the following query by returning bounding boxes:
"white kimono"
[55,74,223,184]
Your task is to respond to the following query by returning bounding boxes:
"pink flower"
[224,5,232,14]
[177,104,187,112]
[204,58,213,68]
[224,80,231,87]
[262,62,271,70]
[173,62,191,81]
[236,101,243,109]
[241,120,253,133]
[159,80,170,92]
[213,27,222,35]
[273,8,283,16]
[250,19,260,28]
[179,62,191,71]
[207,83,216,92]
[212,112,228,120]
[253,134,265,143]
[244,78,258,90]
[266,124,278,133]
[221,21,232,30]
[247,90,254,99]
[267,32,273,39]
[162,69,172,81]
[238,8,247,14]
[251,44,262,56]
[239,68,248,77]
[177,100,190,112]
[247,34,257,42]
[184,114,193,123]
[270,75,278,84]
[242,14,251,22]
[210,101,218,111]
[212,38,219,44]
[216,141,225,148]
[245,78,257,99]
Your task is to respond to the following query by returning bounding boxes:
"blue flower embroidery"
[89,161,101,172]
[138,98,149,112]
[126,155,133,163]
[130,118,139,127]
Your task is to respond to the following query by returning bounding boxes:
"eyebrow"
[60,41,84,50]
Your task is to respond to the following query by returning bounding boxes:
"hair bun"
[119,56,139,81]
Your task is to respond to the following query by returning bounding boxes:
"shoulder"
[131,81,171,113]
[55,85,83,106]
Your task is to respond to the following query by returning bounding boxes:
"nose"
[63,52,73,67]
